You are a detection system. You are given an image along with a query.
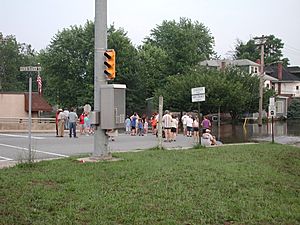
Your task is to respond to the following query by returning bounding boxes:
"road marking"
[0,156,13,161]
[0,134,46,140]
[0,143,68,158]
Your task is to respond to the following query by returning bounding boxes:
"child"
[144,119,148,135]
[137,118,144,136]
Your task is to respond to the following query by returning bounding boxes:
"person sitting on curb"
[201,129,217,146]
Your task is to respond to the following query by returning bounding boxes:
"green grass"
[0,143,299,225]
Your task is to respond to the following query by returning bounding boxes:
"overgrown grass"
[0,143,299,225]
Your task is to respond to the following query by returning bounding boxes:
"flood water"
[211,120,300,144]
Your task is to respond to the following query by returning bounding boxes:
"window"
[296,86,299,90]
[276,101,283,113]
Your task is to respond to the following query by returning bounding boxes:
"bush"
[287,98,300,119]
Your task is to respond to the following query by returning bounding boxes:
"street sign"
[269,105,276,117]
[20,66,42,72]
[191,87,205,95]
[192,93,205,102]
[269,97,275,106]
[191,87,205,102]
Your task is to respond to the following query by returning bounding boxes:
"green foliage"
[154,67,266,119]
[234,35,289,66]
[1,144,299,224]
[0,33,37,92]
[39,21,94,108]
[287,98,300,119]
[146,17,215,76]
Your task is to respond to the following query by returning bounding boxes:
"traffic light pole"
[93,0,110,158]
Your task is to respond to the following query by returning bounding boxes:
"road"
[0,132,195,166]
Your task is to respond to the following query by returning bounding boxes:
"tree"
[0,33,37,92]
[234,35,289,66]
[106,25,141,114]
[154,67,272,120]
[145,17,215,76]
[287,99,300,119]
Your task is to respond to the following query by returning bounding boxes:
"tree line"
[1,17,288,119]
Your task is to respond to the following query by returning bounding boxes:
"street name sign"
[191,87,205,95]
[191,86,205,102]
[20,66,42,72]
[192,93,205,102]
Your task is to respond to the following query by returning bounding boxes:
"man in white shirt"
[186,115,193,137]
[181,113,188,136]
[162,110,172,142]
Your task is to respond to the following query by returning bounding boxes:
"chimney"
[277,62,283,80]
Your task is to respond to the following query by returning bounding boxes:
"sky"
[1,0,300,65]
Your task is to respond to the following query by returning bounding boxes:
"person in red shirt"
[79,112,85,135]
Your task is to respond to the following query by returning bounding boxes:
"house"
[200,59,260,75]
[0,92,52,118]
[200,59,300,118]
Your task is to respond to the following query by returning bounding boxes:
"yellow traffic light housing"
[104,49,116,80]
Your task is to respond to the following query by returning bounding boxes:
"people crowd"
[55,106,218,146]
[124,110,218,146]
[55,108,94,138]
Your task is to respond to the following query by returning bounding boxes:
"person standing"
[171,114,178,141]
[186,115,193,137]
[55,109,60,137]
[193,117,200,143]
[162,110,172,142]
[201,116,212,133]
[68,108,78,138]
[63,108,70,130]
[79,112,85,135]
[181,113,188,136]
[125,116,131,134]
[57,109,66,137]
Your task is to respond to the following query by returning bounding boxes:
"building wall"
[275,82,300,97]
[0,93,27,118]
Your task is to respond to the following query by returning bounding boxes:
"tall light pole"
[93,0,110,158]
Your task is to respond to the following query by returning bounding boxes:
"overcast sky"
[1,0,300,65]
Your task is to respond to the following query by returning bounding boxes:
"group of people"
[55,109,93,138]
[124,111,217,146]
[125,113,149,136]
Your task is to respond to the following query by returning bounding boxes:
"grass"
[0,143,299,225]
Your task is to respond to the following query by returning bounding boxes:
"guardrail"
[0,117,56,123]
[0,117,56,131]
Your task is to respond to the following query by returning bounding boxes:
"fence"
[0,117,56,131]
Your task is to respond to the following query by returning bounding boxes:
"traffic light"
[104,49,116,80]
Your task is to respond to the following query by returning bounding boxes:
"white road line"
[0,143,68,158]
[0,156,13,161]
[0,134,45,140]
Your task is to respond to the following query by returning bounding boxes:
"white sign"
[20,66,42,72]
[268,105,276,117]
[192,93,205,102]
[269,97,275,106]
[191,87,205,95]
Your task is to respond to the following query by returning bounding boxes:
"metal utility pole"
[93,0,109,158]
[254,36,267,127]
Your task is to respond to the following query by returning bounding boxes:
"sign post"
[20,66,42,163]
[191,87,205,145]
[269,97,276,144]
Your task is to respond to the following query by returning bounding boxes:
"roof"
[200,59,260,67]
[265,65,300,82]
[24,92,52,112]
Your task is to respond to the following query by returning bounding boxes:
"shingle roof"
[24,92,52,112]
[265,66,300,82]
[200,59,260,67]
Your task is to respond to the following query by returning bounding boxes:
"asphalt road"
[0,132,195,165]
